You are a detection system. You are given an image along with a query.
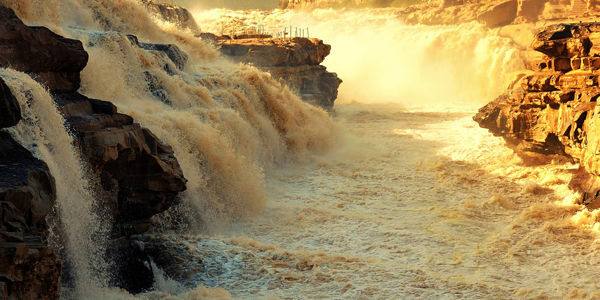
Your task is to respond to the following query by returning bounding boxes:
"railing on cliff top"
[221,25,311,40]
[145,0,311,40]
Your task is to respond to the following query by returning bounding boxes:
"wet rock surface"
[474,22,600,208]
[56,92,187,237]
[219,37,342,109]
[0,6,88,93]
[0,78,20,129]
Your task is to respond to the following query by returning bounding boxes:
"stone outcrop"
[474,22,600,208]
[140,0,200,33]
[0,6,187,240]
[56,93,187,237]
[279,0,525,26]
[219,37,342,109]
[0,6,188,294]
[0,7,88,93]
[0,77,61,299]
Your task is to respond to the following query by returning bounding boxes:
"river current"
[140,103,599,300]
[2,0,600,299]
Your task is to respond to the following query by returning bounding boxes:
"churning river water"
[141,103,600,300]
[3,1,600,299]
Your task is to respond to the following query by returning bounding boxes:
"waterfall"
[0,0,338,230]
[194,8,526,111]
[0,0,531,298]
[0,69,109,296]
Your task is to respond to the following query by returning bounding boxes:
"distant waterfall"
[195,8,526,111]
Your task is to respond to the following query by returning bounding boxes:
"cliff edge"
[218,37,343,109]
[474,22,600,209]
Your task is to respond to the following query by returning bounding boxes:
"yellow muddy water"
[132,103,600,300]
[2,1,600,299]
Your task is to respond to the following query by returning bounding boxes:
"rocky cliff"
[0,6,187,294]
[218,37,342,109]
[474,22,600,208]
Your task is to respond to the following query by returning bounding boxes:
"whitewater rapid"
[128,102,600,300]
[2,0,600,299]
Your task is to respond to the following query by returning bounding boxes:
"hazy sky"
[175,0,280,10]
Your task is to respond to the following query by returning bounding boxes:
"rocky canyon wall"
[278,0,600,28]
[475,22,600,209]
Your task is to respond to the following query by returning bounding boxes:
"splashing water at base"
[142,103,600,299]
[0,69,109,296]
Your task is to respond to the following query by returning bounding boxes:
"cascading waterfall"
[0,0,556,298]
[194,8,526,111]
[0,69,109,295]
[69,29,337,230]
[0,0,337,285]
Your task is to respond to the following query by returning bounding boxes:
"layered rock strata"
[0,6,187,293]
[475,23,600,208]
[219,37,342,109]
[0,78,61,299]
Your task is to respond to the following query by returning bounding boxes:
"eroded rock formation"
[475,22,600,208]
[0,7,88,93]
[219,37,342,109]
[280,0,530,26]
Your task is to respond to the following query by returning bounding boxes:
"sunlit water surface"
[144,103,600,300]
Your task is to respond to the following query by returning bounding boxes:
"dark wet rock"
[141,234,205,283]
[54,92,187,237]
[0,78,20,129]
[0,7,188,295]
[107,237,153,293]
[0,6,88,93]
[0,130,61,300]
[139,43,189,71]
